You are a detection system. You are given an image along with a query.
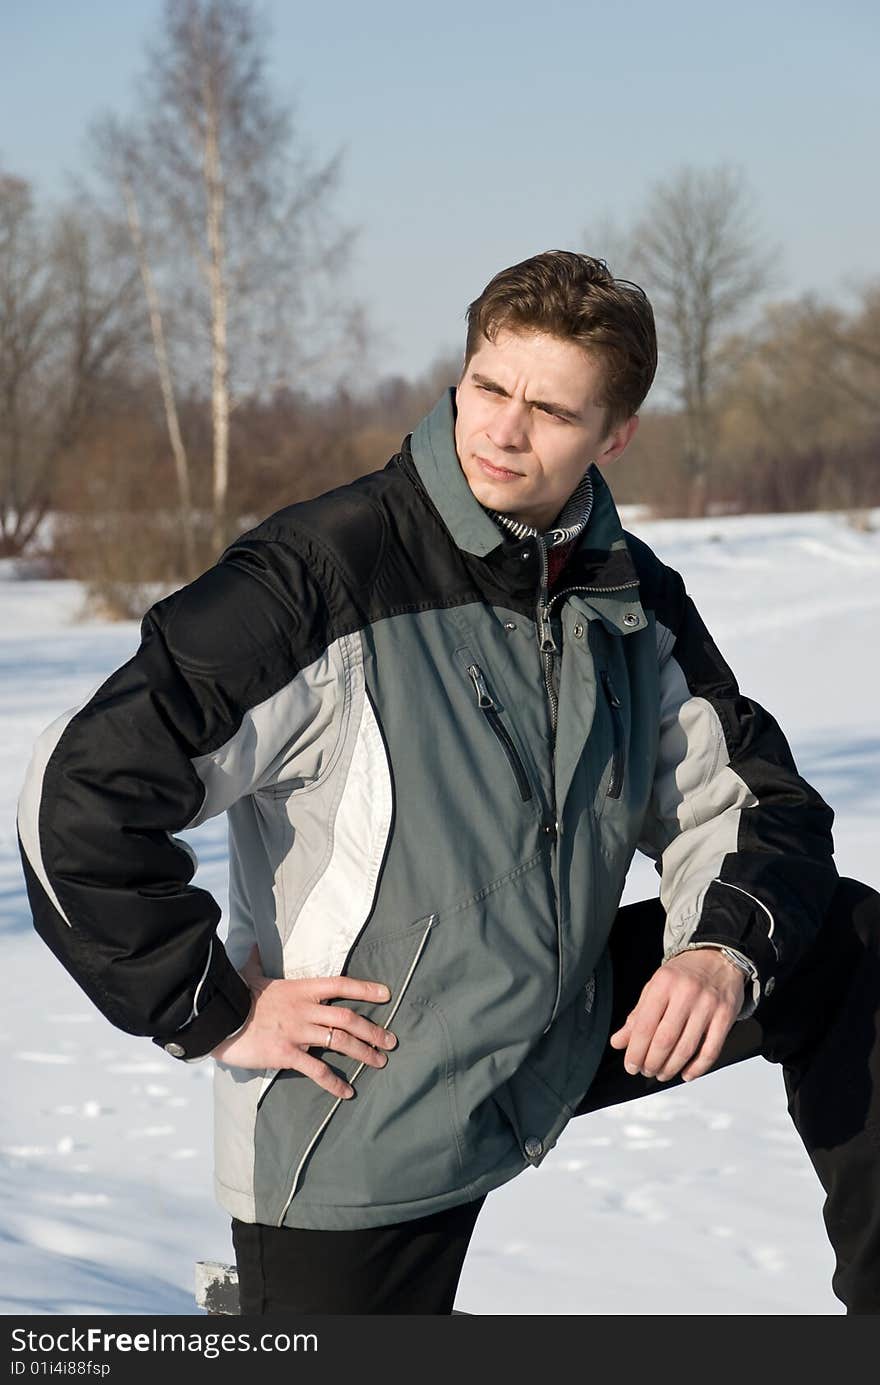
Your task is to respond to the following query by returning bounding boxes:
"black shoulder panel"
[238,455,498,629]
[157,541,331,680]
[254,470,391,598]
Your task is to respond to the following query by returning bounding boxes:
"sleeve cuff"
[152,945,253,1061]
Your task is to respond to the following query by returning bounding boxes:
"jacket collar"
[409,389,504,557]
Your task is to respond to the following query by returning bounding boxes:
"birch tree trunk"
[202,76,230,557]
[121,176,198,577]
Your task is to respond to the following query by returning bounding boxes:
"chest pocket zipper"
[466,663,533,802]
[600,670,625,799]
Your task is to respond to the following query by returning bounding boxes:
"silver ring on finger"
[325,1027,333,1049]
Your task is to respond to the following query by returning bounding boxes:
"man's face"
[454,327,638,532]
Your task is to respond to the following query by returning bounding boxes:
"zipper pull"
[467,664,495,710]
[538,605,557,654]
[536,537,557,654]
[602,670,621,707]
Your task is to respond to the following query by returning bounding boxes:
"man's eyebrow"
[469,372,583,422]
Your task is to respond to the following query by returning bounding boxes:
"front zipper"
[536,538,559,738]
[467,664,532,802]
[600,670,625,799]
[275,915,437,1226]
[534,537,564,1033]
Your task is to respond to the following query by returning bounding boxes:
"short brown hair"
[463,250,657,430]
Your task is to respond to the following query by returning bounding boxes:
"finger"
[620,993,670,1075]
[316,1023,391,1070]
[639,1003,696,1078]
[653,1006,715,1081]
[610,995,657,1050]
[282,1047,355,1100]
[311,976,391,1004]
[680,1008,738,1082]
[307,1005,397,1052]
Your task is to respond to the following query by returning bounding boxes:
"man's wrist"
[207,988,256,1060]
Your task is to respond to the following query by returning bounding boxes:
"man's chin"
[465,469,526,511]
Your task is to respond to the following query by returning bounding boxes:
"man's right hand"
[210,945,397,1099]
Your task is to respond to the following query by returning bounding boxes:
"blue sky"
[3,0,878,385]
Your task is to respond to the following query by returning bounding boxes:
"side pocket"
[273,914,436,1226]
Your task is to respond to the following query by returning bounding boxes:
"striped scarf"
[485,468,595,589]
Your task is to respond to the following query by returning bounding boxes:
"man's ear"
[594,414,639,469]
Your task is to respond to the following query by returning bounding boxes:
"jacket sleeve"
[16,533,335,1061]
[635,558,838,1011]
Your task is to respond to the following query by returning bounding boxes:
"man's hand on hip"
[210,945,397,1098]
[608,948,745,1083]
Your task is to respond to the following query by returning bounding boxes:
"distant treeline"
[3,282,879,617]
[38,289,879,617]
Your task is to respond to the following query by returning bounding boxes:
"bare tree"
[630,165,776,515]
[0,175,51,555]
[104,0,364,556]
[0,174,139,557]
[92,117,198,578]
[797,286,880,423]
[122,172,198,576]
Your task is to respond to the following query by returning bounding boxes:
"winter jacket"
[17,389,839,1229]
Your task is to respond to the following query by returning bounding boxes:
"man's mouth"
[476,455,522,480]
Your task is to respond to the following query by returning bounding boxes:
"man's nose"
[487,399,529,450]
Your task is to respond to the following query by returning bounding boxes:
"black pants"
[232,875,880,1315]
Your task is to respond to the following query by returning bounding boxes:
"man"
[17,252,880,1315]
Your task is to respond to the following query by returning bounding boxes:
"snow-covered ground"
[3,509,879,1316]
